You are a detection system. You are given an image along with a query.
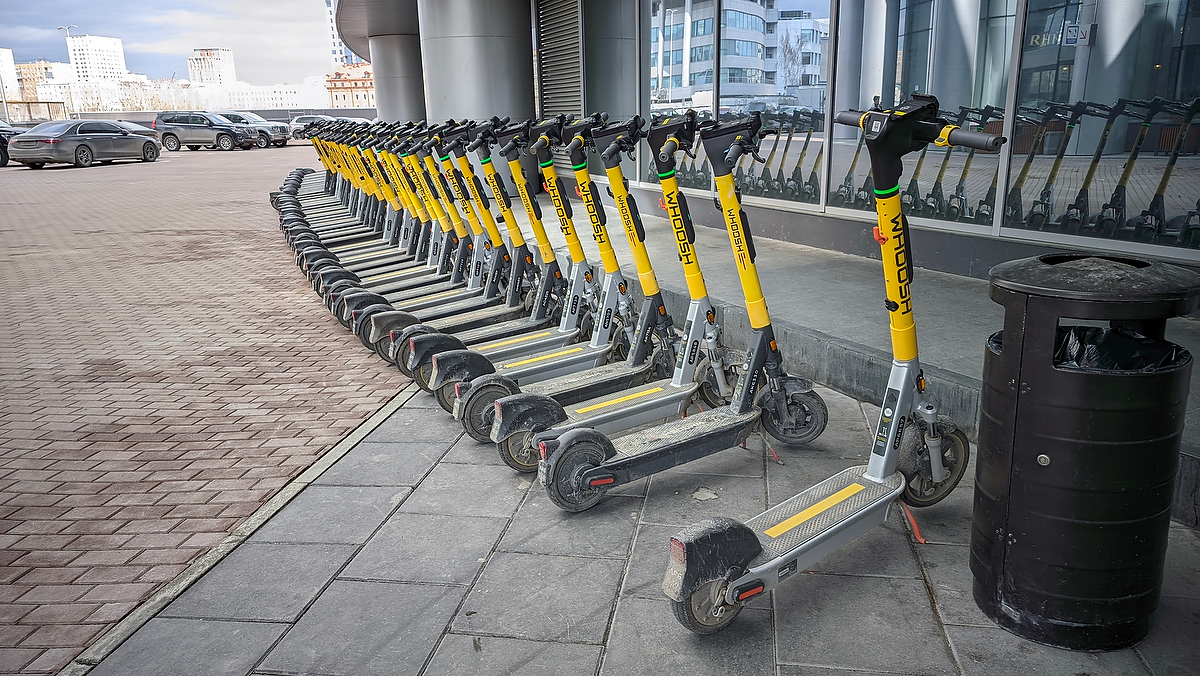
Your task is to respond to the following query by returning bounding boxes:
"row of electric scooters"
[271,95,1003,633]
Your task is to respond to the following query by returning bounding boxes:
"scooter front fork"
[913,400,948,483]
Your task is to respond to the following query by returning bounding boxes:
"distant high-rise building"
[65,34,127,82]
[187,48,238,87]
[15,60,76,100]
[326,0,366,67]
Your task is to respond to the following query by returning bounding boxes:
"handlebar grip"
[529,136,549,152]
[498,116,511,126]
[602,140,623,163]
[467,136,487,151]
[946,127,1006,152]
[834,111,863,127]
[499,140,518,156]
[565,137,584,153]
[725,143,743,167]
[658,139,679,163]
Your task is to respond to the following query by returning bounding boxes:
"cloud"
[1,0,333,83]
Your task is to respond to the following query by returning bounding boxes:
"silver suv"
[215,111,290,148]
[289,114,336,139]
[152,111,255,152]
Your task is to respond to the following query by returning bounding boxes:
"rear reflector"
[538,441,547,459]
[735,583,765,601]
[588,477,615,486]
[669,538,686,564]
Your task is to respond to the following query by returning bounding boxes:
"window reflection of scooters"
[945,106,1000,222]
[1119,98,1200,243]
[1024,100,1090,231]
[1057,100,1129,234]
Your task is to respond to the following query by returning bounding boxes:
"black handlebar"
[833,109,1005,152]
[834,111,862,127]
[944,126,1005,152]
[658,138,679,163]
[565,137,585,153]
[725,143,743,167]
[528,136,549,152]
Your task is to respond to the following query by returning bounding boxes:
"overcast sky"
[0,0,338,84]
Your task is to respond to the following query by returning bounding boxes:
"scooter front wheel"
[498,431,538,473]
[672,579,744,634]
[545,440,608,512]
[758,388,827,447]
[898,417,970,508]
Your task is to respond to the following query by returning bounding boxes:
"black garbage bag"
[1053,326,1191,372]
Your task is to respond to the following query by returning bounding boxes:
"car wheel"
[256,134,270,149]
[187,145,201,151]
[74,145,94,168]
[28,162,44,169]
[274,139,288,147]
[217,135,234,151]
[163,135,180,151]
[141,143,158,162]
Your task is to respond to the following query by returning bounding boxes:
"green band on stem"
[572,162,588,171]
[538,160,554,168]
[873,185,901,198]
[657,170,676,179]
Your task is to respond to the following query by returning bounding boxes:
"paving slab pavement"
[89,380,1200,675]
[0,146,408,673]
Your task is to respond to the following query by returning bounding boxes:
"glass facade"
[633,0,1199,258]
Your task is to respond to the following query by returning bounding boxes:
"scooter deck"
[458,322,576,360]
[490,341,612,384]
[521,360,657,406]
[745,465,903,563]
[365,271,453,297]
[417,302,530,336]
[351,254,427,278]
[559,379,699,435]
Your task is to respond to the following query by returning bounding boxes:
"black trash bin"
[971,253,1200,651]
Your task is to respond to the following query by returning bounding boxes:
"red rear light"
[410,338,418,351]
[389,330,397,341]
[41,139,61,144]
[151,120,156,129]
[454,382,464,397]
[670,538,686,564]
[538,441,548,459]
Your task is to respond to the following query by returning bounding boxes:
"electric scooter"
[1003,104,1063,228]
[1058,101,1128,234]
[945,106,1000,221]
[533,111,829,512]
[921,107,972,218]
[799,145,824,203]
[1025,100,1090,230]
[1094,97,1169,237]
[748,118,784,195]
[783,111,819,201]
[663,94,1001,634]
[412,114,643,414]
[1121,98,1200,242]
[899,146,928,215]
[766,111,800,198]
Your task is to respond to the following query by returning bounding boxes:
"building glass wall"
[633,0,1198,257]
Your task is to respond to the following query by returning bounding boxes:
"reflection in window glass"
[647,0,717,186]
[829,0,1008,223]
[1003,0,1200,248]
[723,1,829,204]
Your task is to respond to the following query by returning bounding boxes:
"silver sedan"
[8,119,162,169]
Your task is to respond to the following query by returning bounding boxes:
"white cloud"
[126,0,333,85]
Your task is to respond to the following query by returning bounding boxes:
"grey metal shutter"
[536,0,583,177]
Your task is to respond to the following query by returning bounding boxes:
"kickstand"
[759,432,784,466]
[898,500,927,545]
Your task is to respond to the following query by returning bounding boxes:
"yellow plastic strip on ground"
[764,483,865,538]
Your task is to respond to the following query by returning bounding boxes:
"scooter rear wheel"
[759,388,827,447]
[498,431,538,473]
[462,384,512,443]
[413,362,435,391]
[672,579,744,634]
[545,440,607,512]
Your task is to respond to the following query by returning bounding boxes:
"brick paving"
[0,145,407,674]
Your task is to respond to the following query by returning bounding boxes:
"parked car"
[152,111,256,152]
[214,110,290,148]
[0,119,23,167]
[113,120,160,142]
[8,119,161,169]
[289,114,336,139]
[336,116,375,124]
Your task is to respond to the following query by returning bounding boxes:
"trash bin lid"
[990,253,1200,307]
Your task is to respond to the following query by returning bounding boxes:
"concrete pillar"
[860,0,889,109]
[416,0,536,122]
[369,33,427,122]
[928,0,980,112]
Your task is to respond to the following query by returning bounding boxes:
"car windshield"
[237,112,268,123]
[27,120,76,135]
[209,114,235,125]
